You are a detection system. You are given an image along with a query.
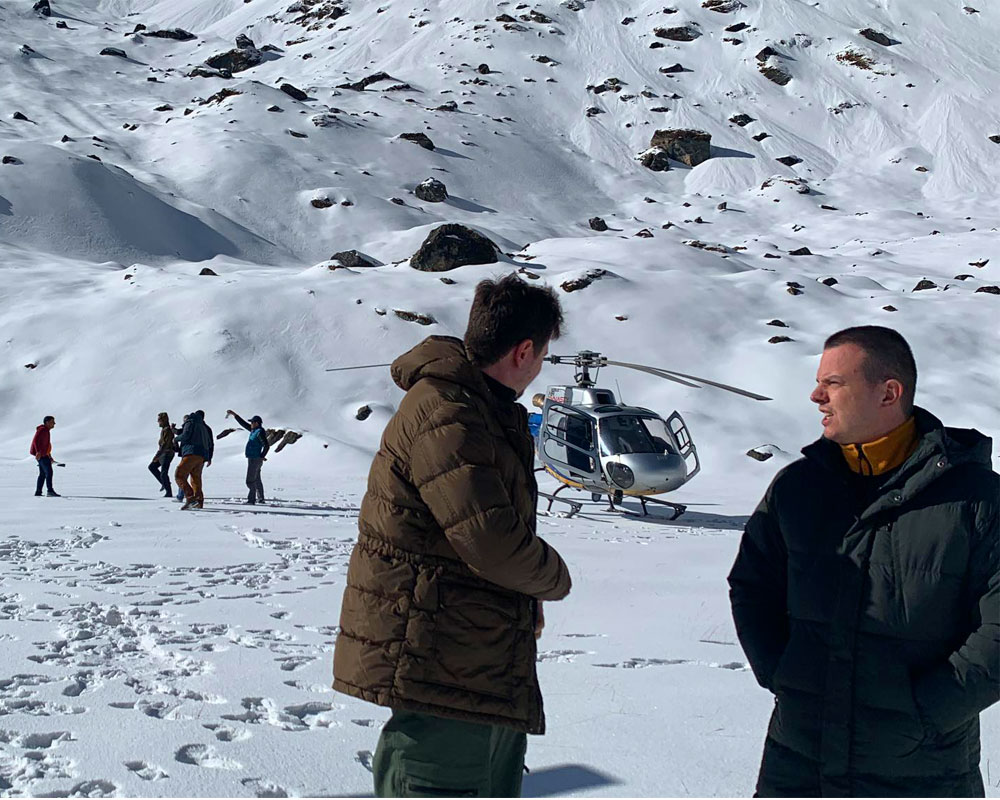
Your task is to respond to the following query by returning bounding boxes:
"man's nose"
[810,386,825,404]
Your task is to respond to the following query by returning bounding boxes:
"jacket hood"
[192,410,205,421]
[36,424,47,432]
[391,336,493,400]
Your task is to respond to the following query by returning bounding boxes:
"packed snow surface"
[1,0,998,795]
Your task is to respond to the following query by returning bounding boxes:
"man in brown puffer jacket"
[333,274,572,798]
[148,412,175,497]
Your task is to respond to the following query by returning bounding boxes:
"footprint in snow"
[536,649,591,663]
[124,760,169,781]
[174,743,242,770]
[203,723,253,742]
[276,655,316,672]
[241,777,290,798]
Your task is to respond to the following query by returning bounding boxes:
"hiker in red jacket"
[30,416,60,497]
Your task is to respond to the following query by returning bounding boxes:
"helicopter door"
[539,402,601,483]
[666,411,701,480]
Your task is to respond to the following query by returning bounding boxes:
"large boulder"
[33,0,51,16]
[638,147,672,171]
[414,178,448,202]
[410,224,500,272]
[859,28,893,46]
[331,250,380,269]
[399,132,435,150]
[649,129,712,166]
[280,82,308,100]
[205,36,262,74]
[654,26,701,41]
[146,28,197,41]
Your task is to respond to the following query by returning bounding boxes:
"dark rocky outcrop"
[199,267,219,276]
[33,0,51,16]
[654,26,700,41]
[703,0,744,11]
[206,36,262,74]
[912,279,937,291]
[410,224,500,272]
[589,216,608,231]
[280,82,308,100]
[331,250,380,269]
[562,269,610,292]
[859,28,893,46]
[975,286,1000,295]
[776,155,803,167]
[477,63,490,74]
[768,335,794,344]
[650,129,712,166]
[100,47,128,58]
[2,155,22,165]
[356,405,373,421]
[393,309,436,325]
[414,177,448,202]
[759,58,792,85]
[337,71,394,91]
[638,147,672,171]
[729,113,754,127]
[788,247,812,256]
[145,28,197,41]
[398,132,434,150]
[746,446,775,461]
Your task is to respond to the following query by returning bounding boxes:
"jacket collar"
[802,406,993,521]
[839,416,919,476]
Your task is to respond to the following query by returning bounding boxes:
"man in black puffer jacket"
[729,326,998,797]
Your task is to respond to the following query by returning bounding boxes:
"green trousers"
[373,710,527,798]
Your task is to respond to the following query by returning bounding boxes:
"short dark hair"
[824,326,917,413]
[464,273,564,367]
[43,415,55,424]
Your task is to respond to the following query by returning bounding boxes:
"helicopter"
[532,351,771,519]
[326,349,770,521]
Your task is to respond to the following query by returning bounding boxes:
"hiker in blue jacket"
[227,410,270,505]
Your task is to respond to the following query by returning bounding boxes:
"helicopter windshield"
[599,415,678,456]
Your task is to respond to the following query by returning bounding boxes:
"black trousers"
[148,451,174,492]
[246,457,265,502]
[36,456,54,494]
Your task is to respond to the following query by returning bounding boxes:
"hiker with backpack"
[174,410,214,510]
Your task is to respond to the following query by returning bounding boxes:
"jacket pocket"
[398,758,487,797]
[429,582,518,701]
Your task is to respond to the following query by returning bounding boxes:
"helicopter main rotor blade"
[604,360,772,401]
[325,363,393,372]
[603,361,703,389]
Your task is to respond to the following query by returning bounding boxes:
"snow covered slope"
[0,0,998,794]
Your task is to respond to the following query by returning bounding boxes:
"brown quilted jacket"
[332,336,572,734]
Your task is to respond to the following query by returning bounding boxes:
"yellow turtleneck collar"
[840,416,919,476]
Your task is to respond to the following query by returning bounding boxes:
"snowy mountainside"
[1,0,998,503]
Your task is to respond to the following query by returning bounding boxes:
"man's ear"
[512,339,535,367]
[882,379,904,407]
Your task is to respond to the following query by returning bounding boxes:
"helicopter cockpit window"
[599,416,678,456]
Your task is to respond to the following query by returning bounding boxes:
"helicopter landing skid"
[608,492,687,521]
[538,485,583,517]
